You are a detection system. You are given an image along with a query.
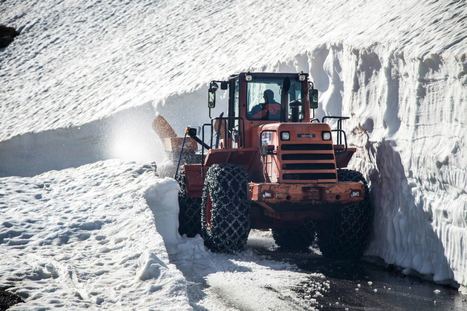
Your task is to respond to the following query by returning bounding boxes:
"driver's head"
[263,89,275,104]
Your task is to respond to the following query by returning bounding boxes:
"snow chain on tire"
[176,173,201,237]
[201,164,251,253]
[317,169,373,260]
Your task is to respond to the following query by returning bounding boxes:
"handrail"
[322,115,349,145]
[332,129,348,153]
[321,116,350,123]
[259,130,277,182]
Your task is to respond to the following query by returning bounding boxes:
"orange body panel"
[335,146,356,168]
[204,148,261,171]
[184,148,264,197]
[249,181,365,205]
[248,181,365,227]
[183,164,205,197]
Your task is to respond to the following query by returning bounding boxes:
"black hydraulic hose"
[187,129,211,150]
[195,136,211,150]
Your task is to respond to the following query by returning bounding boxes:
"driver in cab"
[248,89,281,120]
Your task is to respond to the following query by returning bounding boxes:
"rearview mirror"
[309,88,319,109]
[208,90,216,108]
[208,81,219,108]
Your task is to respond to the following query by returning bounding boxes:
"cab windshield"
[246,76,304,121]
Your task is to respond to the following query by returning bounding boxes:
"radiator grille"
[280,142,336,182]
[283,163,335,170]
[282,144,333,151]
[282,154,334,161]
[283,173,337,180]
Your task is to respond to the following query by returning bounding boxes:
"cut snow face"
[0,161,190,310]
[0,103,164,177]
[0,86,227,177]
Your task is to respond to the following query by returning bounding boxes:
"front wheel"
[317,169,373,259]
[201,164,251,252]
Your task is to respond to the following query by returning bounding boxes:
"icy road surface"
[249,233,467,311]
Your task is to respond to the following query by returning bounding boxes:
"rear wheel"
[201,164,250,252]
[272,222,316,252]
[176,173,201,237]
[317,169,372,259]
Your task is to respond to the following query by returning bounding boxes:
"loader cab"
[205,72,321,151]
[209,73,314,121]
[206,72,316,148]
[227,72,312,124]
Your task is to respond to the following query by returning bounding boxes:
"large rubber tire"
[201,164,251,252]
[176,173,201,237]
[317,169,373,260]
[272,221,316,252]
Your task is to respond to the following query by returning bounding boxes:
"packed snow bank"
[0,0,464,141]
[273,45,466,285]
[144,180,313,310]
[0,161,191,310]
[317,44,466,286]
[264,43,467,286]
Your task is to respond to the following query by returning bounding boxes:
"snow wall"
[1,0,466,286]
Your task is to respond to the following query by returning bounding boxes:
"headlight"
[245,74,252,81]
[322,131,332,141]
[262,191,274,199]
[281,131,290,141]
[299,73,306,81]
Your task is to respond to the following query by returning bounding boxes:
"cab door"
[228,77,242,148]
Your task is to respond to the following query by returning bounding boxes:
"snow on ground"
[0,0,466,297]
[1,162,314,310]
[145,179,313,310]
[0,161,190,310]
